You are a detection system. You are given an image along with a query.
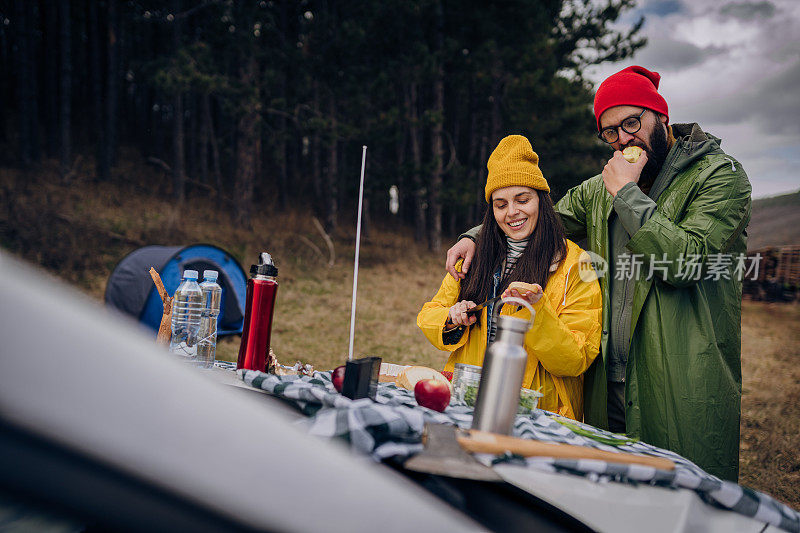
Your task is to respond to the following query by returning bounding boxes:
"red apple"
[441,371,453,382]
[332,365,346,393]
[414,379,451,412]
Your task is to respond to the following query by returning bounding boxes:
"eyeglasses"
[597,109,647,144]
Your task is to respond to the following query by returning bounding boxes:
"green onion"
[554,418,639,447]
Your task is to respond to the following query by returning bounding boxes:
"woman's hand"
[502,282,544,306]
[447,300,478,327]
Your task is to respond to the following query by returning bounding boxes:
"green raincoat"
[556,123,751,481]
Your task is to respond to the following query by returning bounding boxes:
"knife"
[442,295,500,334]
[465,294,502,316]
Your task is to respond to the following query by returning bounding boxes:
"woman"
[417,135,602,421]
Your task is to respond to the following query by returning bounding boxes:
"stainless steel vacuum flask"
[471,297,535,435]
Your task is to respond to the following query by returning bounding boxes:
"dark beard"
[638,123,670,189]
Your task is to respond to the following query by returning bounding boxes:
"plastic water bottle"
[197,270,222,368]
[169,270,204,362]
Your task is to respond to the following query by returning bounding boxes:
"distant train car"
[744,245,800,301]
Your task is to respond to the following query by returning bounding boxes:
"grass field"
[213,234,452,371]
[2,161,798,510]
[739,301,800,509]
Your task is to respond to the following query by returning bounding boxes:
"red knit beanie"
[593,66,669,131]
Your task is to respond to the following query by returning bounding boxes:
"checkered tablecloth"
[238,368,799,533]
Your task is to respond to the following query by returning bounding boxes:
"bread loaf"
[396,366,450,391]
[507,281,541,295]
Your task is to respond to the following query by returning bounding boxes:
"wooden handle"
[149,267,173,346]
[459,430,675,471]
[149,267,171,306]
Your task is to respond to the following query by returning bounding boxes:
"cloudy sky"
[585,0,800,198]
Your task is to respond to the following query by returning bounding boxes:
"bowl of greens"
[462,384,542,414]
[517,388,543,415]
[463,383,479,407]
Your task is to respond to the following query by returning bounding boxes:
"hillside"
[747,190,800,250]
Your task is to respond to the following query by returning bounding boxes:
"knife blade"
[465,294,502,316]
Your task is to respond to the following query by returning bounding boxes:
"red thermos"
[237,253,279,371]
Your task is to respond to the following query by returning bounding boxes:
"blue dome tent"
[104,244,247,335]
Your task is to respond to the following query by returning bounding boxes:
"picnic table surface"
[203,363,796,533]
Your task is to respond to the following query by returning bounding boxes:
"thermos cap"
[250,263,278,276]
[250,253,278,277]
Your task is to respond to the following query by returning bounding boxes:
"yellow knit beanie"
[485,135,549,202]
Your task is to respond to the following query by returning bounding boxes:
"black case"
[342,357,382,400]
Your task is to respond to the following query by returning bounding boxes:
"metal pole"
[348,146,367,361]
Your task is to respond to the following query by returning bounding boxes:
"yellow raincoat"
[417,240,602,421]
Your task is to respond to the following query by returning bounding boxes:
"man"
[445,66,751,481]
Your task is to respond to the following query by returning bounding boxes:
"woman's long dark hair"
[459,189,567,304]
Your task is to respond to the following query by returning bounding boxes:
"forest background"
[0,0,643,250]
[1,0,798,512]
